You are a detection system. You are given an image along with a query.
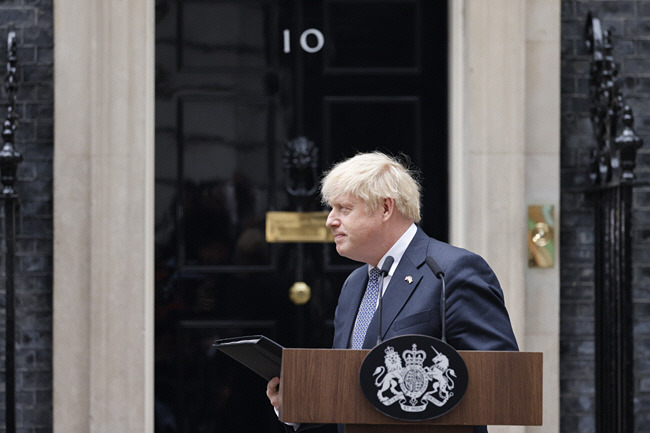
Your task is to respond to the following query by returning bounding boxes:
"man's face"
[325,194,384,265]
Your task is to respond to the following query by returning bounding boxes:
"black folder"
[213,335,284,381]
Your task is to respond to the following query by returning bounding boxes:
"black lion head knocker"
[282,137,319,200]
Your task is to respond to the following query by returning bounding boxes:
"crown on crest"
[402,344,426,367]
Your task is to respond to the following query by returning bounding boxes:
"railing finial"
[585,13,643,185]
[0,28,23,197]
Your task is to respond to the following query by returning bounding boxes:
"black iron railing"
[583,12,641,433]
[1,28,22,433]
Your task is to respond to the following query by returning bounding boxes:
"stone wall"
[561,1,650,432]
[0,0,53,432]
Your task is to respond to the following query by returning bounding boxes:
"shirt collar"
[370,223,418,277]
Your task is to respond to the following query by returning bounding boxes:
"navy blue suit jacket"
[333,226,518,352]
[291,227,517,433]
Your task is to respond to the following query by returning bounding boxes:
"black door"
[154,1,447,432]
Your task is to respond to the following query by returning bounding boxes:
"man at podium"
[267,152,518,432]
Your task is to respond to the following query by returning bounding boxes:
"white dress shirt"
[371,223,418,302]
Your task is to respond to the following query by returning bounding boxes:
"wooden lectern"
[280,349,542,433]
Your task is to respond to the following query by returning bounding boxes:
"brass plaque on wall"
[265,211,333,243]
[528,205,555,268]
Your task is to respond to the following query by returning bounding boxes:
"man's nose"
[326,210,337,227]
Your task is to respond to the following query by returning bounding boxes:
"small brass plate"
[528,205,555,268]
[265,211,333,243]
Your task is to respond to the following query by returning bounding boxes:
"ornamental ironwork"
[2,28,21,433]
[585,12,643,185]
[583,12,638,433]
[1,29,22,196]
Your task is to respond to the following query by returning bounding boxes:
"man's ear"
[382,197,395,221]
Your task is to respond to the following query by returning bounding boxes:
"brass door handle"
[289,281,311,305]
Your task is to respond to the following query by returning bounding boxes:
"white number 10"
[283,28,325,54]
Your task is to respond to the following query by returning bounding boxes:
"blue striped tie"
[351,267,382,349]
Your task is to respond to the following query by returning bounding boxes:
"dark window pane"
[325,1,418,69]
[180,2,270,69]
[179,99,272,266]
[325,98,419,155]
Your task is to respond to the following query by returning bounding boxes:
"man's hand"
[266,376,282,410]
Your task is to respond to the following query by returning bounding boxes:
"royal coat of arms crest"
[359,335,468,421]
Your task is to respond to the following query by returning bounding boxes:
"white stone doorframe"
[53,0,154,432]
[53,1,559,432]
[449,2,560,433]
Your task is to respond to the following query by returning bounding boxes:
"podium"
[280,349,542,433]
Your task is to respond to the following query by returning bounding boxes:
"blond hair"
[321,152,421,223]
